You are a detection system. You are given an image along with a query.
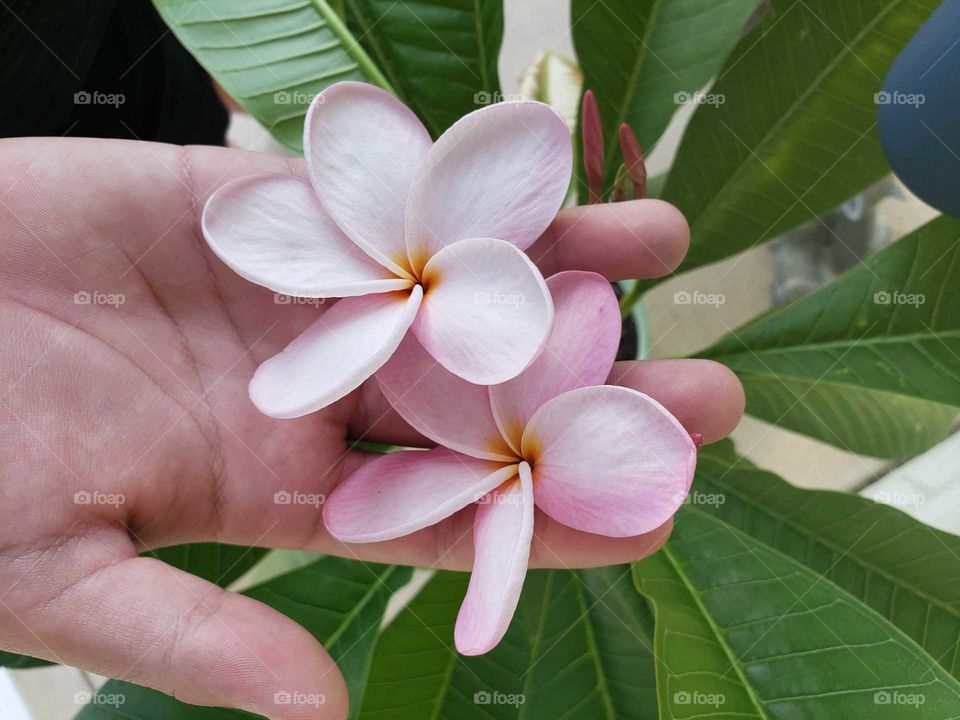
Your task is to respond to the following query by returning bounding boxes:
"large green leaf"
[152,543,267,587]
[521,568,659,719]
[693,444,960,680]
[358,571,532,719]
[571,0,761,190]
[344,0,504,137]
[698,215,960,457]
[634,508,960,718]
[359,567,658,718]
[662,0,938,273]
[75,557,411,720]
[152,0,391,150]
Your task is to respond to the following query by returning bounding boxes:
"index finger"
[527,199,691,280]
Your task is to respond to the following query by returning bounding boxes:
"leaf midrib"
[659,541,771,719]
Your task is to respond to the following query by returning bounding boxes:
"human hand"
[0,137,744,718]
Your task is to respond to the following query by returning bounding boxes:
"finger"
[4,537,347,720]
[527,199,690,280]
[314,506,673,571]
[608,359,745,444]
[347,358,744,447]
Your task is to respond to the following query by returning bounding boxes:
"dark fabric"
[0,0,227,145]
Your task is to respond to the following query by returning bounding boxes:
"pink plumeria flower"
[201,81,572,417]
[324,271,697,654]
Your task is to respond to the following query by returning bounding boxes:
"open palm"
[0,137,743,719]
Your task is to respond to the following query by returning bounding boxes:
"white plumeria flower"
[201,81,572,417]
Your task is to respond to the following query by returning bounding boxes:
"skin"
[0,137,745,719]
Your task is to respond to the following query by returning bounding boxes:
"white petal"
[523,386,696,537]
[455,462,533,655]
[323,447,517,543]
[412,238,553,385]
[376,334,516,461]
[304,82,432,278]
[406,100,572,265]
[250,287,422,418]
[203,174,411,297]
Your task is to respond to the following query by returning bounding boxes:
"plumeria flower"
[324,271,697,654]
[201,81,572,418]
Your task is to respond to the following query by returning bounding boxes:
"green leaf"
[359,567,658,718]
[344,0,504,137]
[698,215,960,457]
[572,0,761,190]
[662,0,939,273]
[692,445,960,681]
[151,543,267,587]
[152,0,391,151]
[734,374,957,457]
[75,557,411,720]
[358,571,531,719]
[522,568,659,719]
[634,508,960,718]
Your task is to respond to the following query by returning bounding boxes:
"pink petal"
[455,462,533,656]
[523,386,696,537]
[489,271,620,451]
[203,175,412,297]
[304,82,432,278]
[323,447,517,543]
[405,101,572,267]
[250,287,422,418]
[376,333,516,462]
[412,238,553,385]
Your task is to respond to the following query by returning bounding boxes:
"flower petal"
[490,271,620,451]
[203,175,412,297]
[405,101,572,266]
[250,287,422,418]
[412,238,553,385]
[455,462,533,656]
[376,333,516,461]
[523,386,696,537]
[304,81,432,278]
[324,447,517,543]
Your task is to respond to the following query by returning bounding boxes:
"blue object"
[878,0,960,218]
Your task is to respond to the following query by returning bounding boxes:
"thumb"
[2,544,348,720]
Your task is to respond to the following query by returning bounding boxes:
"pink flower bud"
[581,90,605,204]
[618,123,647,200]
